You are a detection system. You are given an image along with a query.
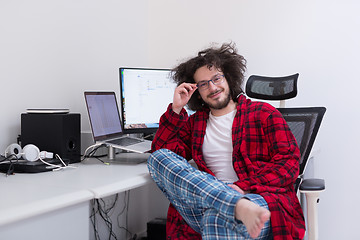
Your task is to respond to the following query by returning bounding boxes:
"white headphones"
[4,143,76,172]
[5,143,53,162]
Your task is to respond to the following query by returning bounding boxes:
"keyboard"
[107,137,143,146]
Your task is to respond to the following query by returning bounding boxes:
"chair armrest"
[299,178,325,240]
[299,178,325,192]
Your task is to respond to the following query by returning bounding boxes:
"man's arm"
[151,83,198,159]
[172,83,197,114]
[234,108,300,193]
[151,104,193,159]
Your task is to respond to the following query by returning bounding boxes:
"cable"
[0,154,18,163]
[90,199,101,240]
[82,143,105,160]
[38,154,77,171]
[90,194,119,240]
[117,191,135,239]
[82,143,108,163]
[90,192,137,240]
[143,133,155,140]
[0,154,20,176]
[101,197,118,240]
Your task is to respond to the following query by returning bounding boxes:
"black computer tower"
[147,218,166,240]
[21,113,81,163]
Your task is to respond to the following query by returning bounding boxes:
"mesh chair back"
[277,107,326,191]
[246,73,298,100]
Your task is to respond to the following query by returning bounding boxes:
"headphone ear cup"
[5,143,23,159]
[23,144,40,162]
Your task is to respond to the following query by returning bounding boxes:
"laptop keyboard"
[108,137,143,146]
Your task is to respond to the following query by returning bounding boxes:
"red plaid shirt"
[152,95,305,240]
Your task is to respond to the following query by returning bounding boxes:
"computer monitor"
[119,67,177,136]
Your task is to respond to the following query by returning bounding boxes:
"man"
[147,43,305,239]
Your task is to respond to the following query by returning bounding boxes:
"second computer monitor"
[119,67,177,135]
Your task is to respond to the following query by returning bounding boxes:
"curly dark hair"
[171,42,247,111]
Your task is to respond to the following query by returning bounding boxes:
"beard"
[204,89,231,110]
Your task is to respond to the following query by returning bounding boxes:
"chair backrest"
[277,108,326,188]
[245,74,326,191]
[246,73,299,101]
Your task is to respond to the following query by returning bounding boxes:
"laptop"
[84,92,152,154]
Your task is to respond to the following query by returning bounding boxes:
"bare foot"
[235,198,271,239]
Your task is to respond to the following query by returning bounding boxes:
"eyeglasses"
[196,74,225,91]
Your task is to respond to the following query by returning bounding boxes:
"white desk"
[0,153,156,240]
[0,180,93,239]
[3,153,151,198]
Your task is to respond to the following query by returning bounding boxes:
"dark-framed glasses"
[196,75,225,91]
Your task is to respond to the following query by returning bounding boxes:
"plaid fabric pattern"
[148,149,272,240]
[151,95,305,240]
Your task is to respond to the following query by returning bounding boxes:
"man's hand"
[228,184,249,195]
[172,83,198,114]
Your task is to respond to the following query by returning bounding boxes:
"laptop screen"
[84,92,123,141]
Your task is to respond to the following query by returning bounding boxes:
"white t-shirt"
[202,110,239,183]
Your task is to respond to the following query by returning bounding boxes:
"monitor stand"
[106,146,149,164]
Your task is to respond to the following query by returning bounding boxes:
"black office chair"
[246,73,326,240]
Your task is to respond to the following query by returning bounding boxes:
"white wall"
[0,0,150,148]
[1,1,359,239]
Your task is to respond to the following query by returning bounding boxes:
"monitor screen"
[119,67,177,136]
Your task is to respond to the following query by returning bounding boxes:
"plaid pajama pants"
[147,149,272,240]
